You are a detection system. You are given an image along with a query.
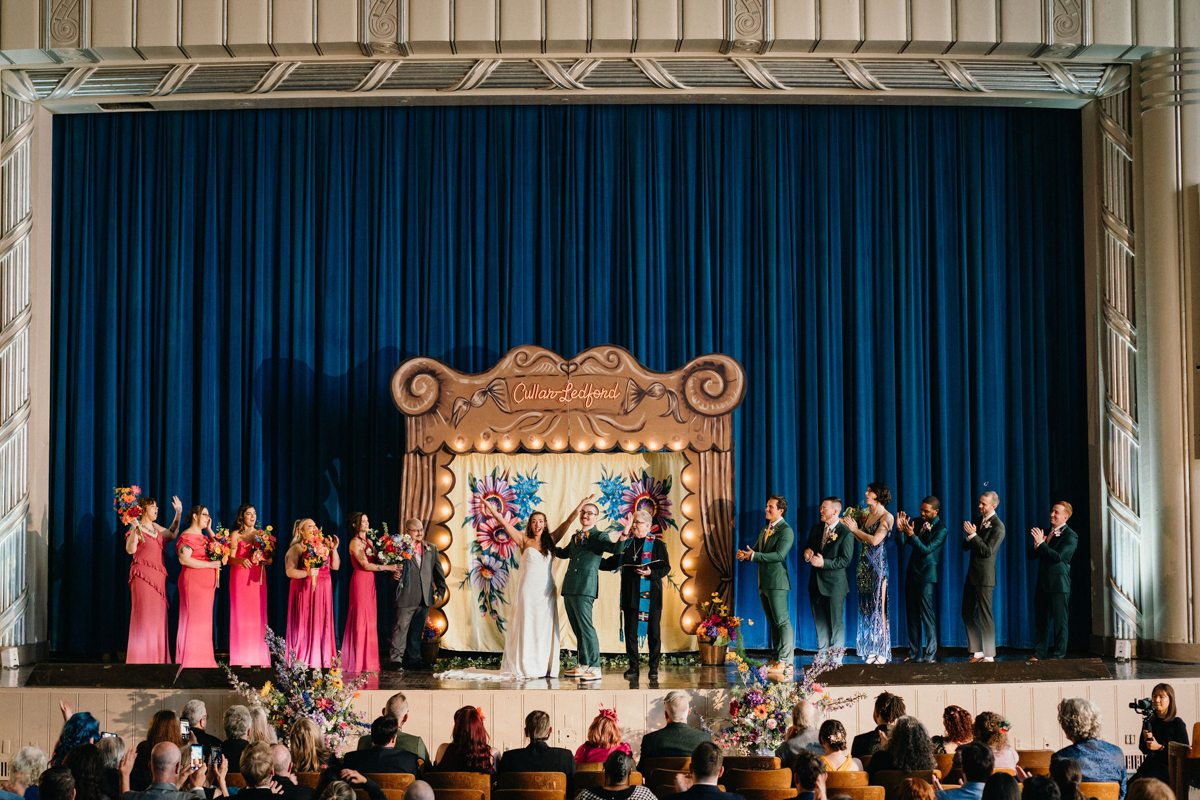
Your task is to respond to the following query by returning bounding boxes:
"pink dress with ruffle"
[340,551,380,673]
[229,540,271,666]
[288,565,336,668]
[176,532,219,668]
[127,530,170,663]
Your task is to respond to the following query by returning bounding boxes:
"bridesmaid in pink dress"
[176,506,222,668]
[125,495,182,663]
[341,513,399,673]
[285,518,340,668]
[228,504,271,667]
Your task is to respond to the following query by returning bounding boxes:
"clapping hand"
[963,521,977,537]
[841,514,859,532]
[897,512,914,536]
[1030,527,1046,547]
[736,545,755,562]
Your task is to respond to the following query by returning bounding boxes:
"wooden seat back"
[871,770,942,800]
[494,772,566,791]
[826,771,869,788]
[1079,782,1120,800]
[1016,751,1053,770]
[725,756,782,771]
[354,789,408,800]
[933,754,955,776]
[724,768,792,791]
[429,790,483,800]
[574,771,644,791]
[364,774,416,791]
[296,773,321,788]
[641,757,691,775]
[831,786,886,800]
[492,791,564,800]
[737,789,799,800]
[424,771,492,800]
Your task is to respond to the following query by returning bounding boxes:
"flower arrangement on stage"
[113,486,142,526]
[367,523,415,566]
[702,648,865,756]
[423,617,440,642]
[300,529,332,586]
[221,627,369,755]
[460,467,545,634]
[696,592,747,646]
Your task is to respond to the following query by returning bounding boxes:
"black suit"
[497,741,575,796]
[961,514,1005,657]
[665,786,747,800]
[271,777,314,800]
[391,543,448,667]
[222,738,250,774]
[234,788,283,800]
[636,723,712,772]
[902,516,948,661]
[850,725,887,759]
[600,536,670,670]
[1028,525,1077,659]
[341,746,422,776]
[192,728,224,751]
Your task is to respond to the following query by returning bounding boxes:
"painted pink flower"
[476,521,518,560]
[468,474,518,529]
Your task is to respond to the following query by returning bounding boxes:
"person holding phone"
[600,510,669,681]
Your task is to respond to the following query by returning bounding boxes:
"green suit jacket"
[903,516,949,584]
[1028,525,1077,593]
[751,520,795,591]
[804,521,854,597]
[554,526,623,598]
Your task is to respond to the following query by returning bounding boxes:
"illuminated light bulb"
[454,437,466,451]
[478,439,493,451]
[530,437,542,447]
[597,438,609,449]
[575,440,587,451]
[682,500,692,515]
[648,441,659,451]
[624,440,636,451]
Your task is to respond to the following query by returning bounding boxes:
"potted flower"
[695,592,744,666]
[421,617,442,665]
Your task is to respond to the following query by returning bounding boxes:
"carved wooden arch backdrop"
[391,345,747,643]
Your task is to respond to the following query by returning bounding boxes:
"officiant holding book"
[602,509,671,681]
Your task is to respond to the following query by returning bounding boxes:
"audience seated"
[121,742,209,800]
[663,742,746,800]
[325,770,386,800]
[37,770,74,800]
[1049,759,1085,800]
[132,712,188,790]
[358,694,429,764]
[936,741,994,800]
[63,744,111,800]
[235,743,282,800]
[777,699,821,764]
[1126,779,1175,800]
[982,773,1021,800]
[575,752,654,800]
[818,721,862,772]
[96,737,125,800]
[853,694,907,759]
[400,781,433,800]
[269,744,313,800]
[794,750,829,800]
[1052,699,1126,800]
[179,703,221,751]
[221,707,252,775]
[897,778,935,800]
[7,746,50,800]
[636,692,711,772]
[249,709,278,746]
[342,718,420,776]
[576,709,633,765]
[289,719,331,775]
[497,710,575,795]
[974,714,1019,771]
[1021,776,1061,800]
[1132,685,1189,785]
[867,717,935,781]
[432,707,498,774]
[933,708,973,756]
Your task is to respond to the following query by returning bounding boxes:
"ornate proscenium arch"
[391,345,747,641]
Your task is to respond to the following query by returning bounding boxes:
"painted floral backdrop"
[441,452,693,653]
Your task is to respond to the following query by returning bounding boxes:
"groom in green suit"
[555,501,624,682]
[802,496,855,663]
[736,495,795,673]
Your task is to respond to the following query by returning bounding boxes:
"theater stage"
[1,655,1196,766]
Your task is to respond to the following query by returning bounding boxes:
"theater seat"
[424,771,491,800]
[494,772,567,792]
[723,768,792,791]
[364,774,416,791]
[1079,782,1120,800]
[826,772,869,788]
[724,757,782,771]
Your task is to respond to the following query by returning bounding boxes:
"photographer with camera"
[1131,684,1188,784]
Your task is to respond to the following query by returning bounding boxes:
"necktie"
[414,541,423,567]
[822,525,834,546]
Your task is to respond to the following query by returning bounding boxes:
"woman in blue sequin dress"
[843,483,895,664]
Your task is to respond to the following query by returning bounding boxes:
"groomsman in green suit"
[1027,500,1078,661]
[897,496,948,663]
[555,499,624,682]
[802,497,855,664]
[736,495,795,674]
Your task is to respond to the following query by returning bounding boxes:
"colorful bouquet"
[366,523,415,566]
[696,592,747,646]
[249,527,276,583]
[206,527,233,586]
[300,529,332,587]
[222,627,370,755]
[703,648,864,755]
[113,486,142,526]
[844,505,869,525]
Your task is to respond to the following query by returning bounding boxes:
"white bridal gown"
[435,545,561,680]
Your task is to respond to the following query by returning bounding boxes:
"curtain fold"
[51,105,1087,656]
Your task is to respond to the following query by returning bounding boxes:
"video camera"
[1130,698,1154,729]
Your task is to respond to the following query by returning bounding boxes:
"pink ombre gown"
[176,532,219,668]
[340,554,380,673]
[229,540,271,666]
[127,530,171,663]
[287,566,335,668]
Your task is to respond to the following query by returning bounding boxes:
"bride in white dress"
[435,495,593,681]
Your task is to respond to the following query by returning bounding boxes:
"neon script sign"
[510,380,622,409]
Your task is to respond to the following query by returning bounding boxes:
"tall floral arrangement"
[702,649,865,755]
[222,628,369,755]
[695,592,748,646]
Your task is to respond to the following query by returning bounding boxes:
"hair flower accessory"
[476,707,486,721]
[598,707,618,723]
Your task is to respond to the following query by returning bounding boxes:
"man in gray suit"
[390,519,447,670]
[961,491,1006,663]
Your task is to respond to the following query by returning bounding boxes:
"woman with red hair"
[433,707,499,774]
[575,709,632,764]
[933,706,974,754]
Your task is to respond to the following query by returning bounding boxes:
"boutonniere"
[982,520,991,530]
[829,533,838,541]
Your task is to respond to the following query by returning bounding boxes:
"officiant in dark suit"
[736,495,795,673]
[1027,500,1078,661]
[897,496,948,663]
[390,518,447,670]
[801,497,854,663]
[962,491,1006,663]
[601,509,671,680]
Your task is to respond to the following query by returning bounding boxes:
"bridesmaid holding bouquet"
[228,504,273,667]
[176,505,224,668]
[340,512,399,673]
[123,492,182,663]
[285,519,340,667]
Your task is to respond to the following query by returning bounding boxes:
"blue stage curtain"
[51,105,1086,657]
